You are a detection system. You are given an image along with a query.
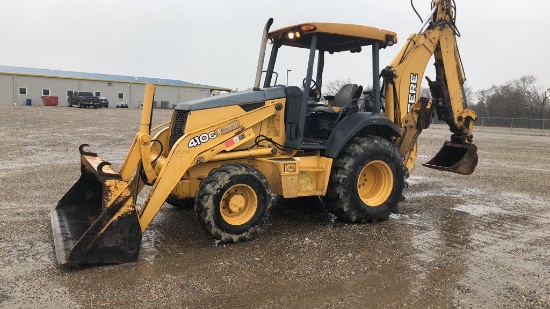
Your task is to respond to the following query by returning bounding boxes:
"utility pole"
[286,69,292,86]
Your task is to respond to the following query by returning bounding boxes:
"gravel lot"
[1,105,549,308]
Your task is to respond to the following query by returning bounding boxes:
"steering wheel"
[302,78,321,101]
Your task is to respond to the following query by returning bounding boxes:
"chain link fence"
[477,117,549,131]
[434,117,549,132]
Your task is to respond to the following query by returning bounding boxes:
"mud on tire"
[195,163,271,243]
[323,136,406,223]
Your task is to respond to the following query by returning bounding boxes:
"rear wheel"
[195,163,271,243]
[323,136,406,223]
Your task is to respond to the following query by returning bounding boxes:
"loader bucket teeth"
[51,153,142,265]
[423,141,478,175]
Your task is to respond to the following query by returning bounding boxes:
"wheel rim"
[357,160,393,207]
[220,184,258,226]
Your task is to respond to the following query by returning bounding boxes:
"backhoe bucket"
[51,146,142,265]
[422,141,478,175]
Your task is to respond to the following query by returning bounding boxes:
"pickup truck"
[68,92,100,108]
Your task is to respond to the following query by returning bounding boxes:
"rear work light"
[385,34,397,46]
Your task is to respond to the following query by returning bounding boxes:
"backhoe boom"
[383,0,477,174]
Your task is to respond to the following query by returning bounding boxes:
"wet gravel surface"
[1,106,549,308]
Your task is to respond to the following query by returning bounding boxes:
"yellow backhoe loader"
[51,0,477,265]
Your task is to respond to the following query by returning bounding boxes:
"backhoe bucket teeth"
[51,150,142,265]
[423,141,478,175]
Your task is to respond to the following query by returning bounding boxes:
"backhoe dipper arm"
[382,0,477,174]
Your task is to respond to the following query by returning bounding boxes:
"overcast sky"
[0,0,549,96]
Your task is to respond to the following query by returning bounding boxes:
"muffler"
[423,141,478,175]
[51,145,142,265]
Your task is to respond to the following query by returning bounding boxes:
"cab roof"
[269,22,397,53]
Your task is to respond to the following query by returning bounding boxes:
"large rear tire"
[323,136,406,223]
[195,163,271,243]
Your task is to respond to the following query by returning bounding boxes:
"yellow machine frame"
[51,0,477,265]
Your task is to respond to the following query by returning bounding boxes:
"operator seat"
[333,84,361,107]
[313,83,363,113]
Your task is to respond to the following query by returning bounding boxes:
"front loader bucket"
[51,145,142,265]
[422,141,478,175]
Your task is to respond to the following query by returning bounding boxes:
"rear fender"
[324,112,401,158]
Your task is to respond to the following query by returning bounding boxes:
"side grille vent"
[169,110,190,149]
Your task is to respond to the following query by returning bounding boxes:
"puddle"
[405,175,429,185]
[389,213,411,220]
[139,212,176,263]
[452,204,510,216]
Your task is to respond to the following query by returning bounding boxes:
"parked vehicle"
[98,96,109,108]
[68,92,100,108]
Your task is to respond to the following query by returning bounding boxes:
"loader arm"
[383,0,477,174]
[137,103,279,231]
[101,88,281,232]
[51,84,280,265]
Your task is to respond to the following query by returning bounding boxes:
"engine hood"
[175,87,288,111]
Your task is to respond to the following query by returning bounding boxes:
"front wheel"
[195,163,271,243]
[323,136,406,223]
[166,195,194,209]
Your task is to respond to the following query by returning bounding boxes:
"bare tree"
[462,83,475,107]
[516,75,550,119]
[323,78,352,96]
[513,75,536,118]
[530,89,550,119]
[474,87,494,117]
[477,84,517,118]
[474,75,548,119]
[420,87,432,99]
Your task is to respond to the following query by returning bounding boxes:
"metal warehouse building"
[0,65,231,108]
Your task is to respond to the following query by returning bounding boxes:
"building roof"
[0,65,232,91]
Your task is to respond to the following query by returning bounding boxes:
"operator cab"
[261,22,397,149]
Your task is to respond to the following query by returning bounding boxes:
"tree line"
[315,76,550,120]
[470,75,549,119]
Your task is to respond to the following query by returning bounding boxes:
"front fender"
[324,112,401,158]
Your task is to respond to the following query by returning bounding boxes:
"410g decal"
[188,131,217,148]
